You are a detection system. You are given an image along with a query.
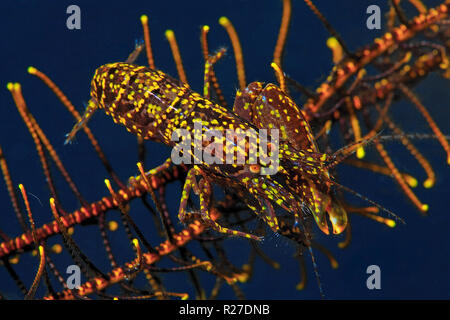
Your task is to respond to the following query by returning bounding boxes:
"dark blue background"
[0,0,449,299]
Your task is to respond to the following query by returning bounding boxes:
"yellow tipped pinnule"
[9,255,20,264]
[326,37,339,48]
[181,294,189,300]
[68,227,74,235]
[356,147,365,159]
[423,178,434,189]
[218,16,230,26]
[202,25,210,32]
[104,178,112,190]
[165,29,174,39]
[242,264,250,272]
[440,56,449,70]
[27,66,37,74]
[51,244,63,254]
[108,220,119,231]
[331,260,339,269]
[132,238,139,248]
[270,61,283,76]
[386,219,396,228]
[421,204,429,212]
[140,14,148,23]
[296,282,305,290]
[405,176,418,188]
[202,261,212,271]
[236,271,249,283]
[338,242,346,249]
[6,82,13,90]
[326,37,344,63]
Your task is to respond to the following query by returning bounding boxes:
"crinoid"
[0,0,449,299]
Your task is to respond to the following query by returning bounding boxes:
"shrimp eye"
[249,164,261,173]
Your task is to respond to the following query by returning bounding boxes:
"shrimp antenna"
[325,131,383,170]
[297,206,325,299]
[330,179,405,224]
[307,246,325,299]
